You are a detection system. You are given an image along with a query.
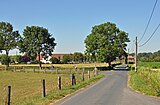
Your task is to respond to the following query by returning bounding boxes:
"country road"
[54,70,160,105]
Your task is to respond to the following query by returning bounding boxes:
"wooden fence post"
[82,71,84,81]
[14,67,16,72]
[56,68,59,74]
[72,74,76,85]
[7,86,11,105]
[42,79,46,97]
[88,70,90,79]
[94,67,98,75]
[58,76,61,90]
[33,67,35,72]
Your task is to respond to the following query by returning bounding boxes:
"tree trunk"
[6,50,9,67]
[125,55,128,64]
[38,52,42,69]
[108,61,111,67]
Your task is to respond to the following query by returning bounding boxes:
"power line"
[139,23,160,47]
[138,0,158,43]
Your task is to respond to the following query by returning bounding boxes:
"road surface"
[54,70,160,105]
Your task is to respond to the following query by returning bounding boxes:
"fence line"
[1,67,99,104]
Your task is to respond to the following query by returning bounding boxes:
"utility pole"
[135,36,138,72]
[128,48,129,65]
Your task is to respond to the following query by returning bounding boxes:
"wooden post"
[94,67,98,75]
[72,74,76,85]
[33,67,35,72]
[42,79,46,97]
[7,86,11,105]
[58,76,61,90]
[88,70,90,79]
[82,71,84,81]
[56,68,59,74]
[14,67,16,72]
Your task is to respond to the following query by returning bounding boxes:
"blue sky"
[0,0,160,55]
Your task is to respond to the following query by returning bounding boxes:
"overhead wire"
[139,23,160,47]
[138,0,158,43]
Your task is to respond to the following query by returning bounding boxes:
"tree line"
[1,21,130,67]
[138,50,160,62]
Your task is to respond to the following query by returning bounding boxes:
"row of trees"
[0,52,84,64]
[0,21,130,67]
[0,22,56,68]
[84,22,130,66]
[138,50,160,62]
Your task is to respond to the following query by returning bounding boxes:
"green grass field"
[129,62,160,97]
[138,62,160,69]
[0,68,103,105]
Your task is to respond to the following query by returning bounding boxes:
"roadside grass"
[0,70,104,105]
[129,63,160,97]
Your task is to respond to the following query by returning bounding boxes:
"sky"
[0,0,160,55]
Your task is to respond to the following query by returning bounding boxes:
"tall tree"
[20,26,56,68]
[84,22,130,66]
[0,22,21,66]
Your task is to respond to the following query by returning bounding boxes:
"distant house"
[128,55,134,62]
[36,54,70,63]
[51,54,70,60]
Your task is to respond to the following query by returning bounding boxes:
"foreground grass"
[0,71,104,105]
[129,67,160,97]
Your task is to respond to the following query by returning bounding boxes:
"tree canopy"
[84,22,130,66]
[19,26,56,68]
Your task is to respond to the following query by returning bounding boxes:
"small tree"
[0,54,10,65]
[19,26,56,68]
[50,57,60,64]
[73,52,83,63]
[61,55,72,64]
[0,22,21,67]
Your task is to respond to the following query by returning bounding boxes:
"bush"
[0,54,10,65]
[50,57,60,64]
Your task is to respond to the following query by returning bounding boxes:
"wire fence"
[0,67,99,105]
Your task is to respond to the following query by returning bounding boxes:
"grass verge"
[129,68,160,97]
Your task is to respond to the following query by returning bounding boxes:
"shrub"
[0,54,10,65]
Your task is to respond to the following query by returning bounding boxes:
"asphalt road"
[54,71,160,105]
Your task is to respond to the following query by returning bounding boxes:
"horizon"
[0,0,160,55]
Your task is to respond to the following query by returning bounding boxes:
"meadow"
[129,62,160,97]
[0,63,105,105]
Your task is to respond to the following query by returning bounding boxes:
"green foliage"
[10,55,22,64]
[73,52,83,63]
[19,26,56,67]
[138,50,160,62]
[0,22,21,66]
[84,22,130,65]
[50,57,60,64]
[0,54,10,65]
[61,55,72,64]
